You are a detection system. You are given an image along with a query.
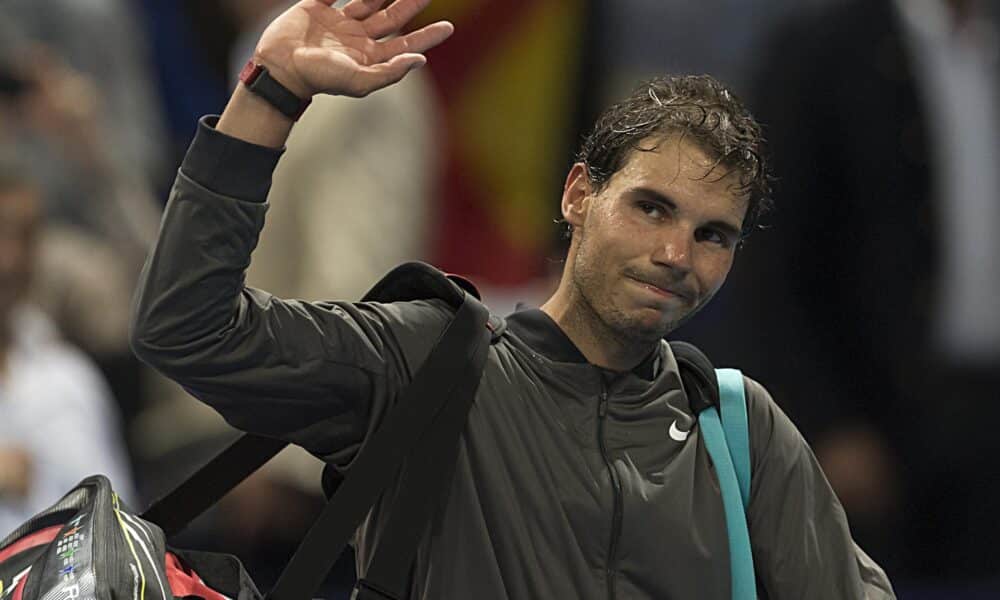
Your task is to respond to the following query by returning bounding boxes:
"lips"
[627,275,689,301]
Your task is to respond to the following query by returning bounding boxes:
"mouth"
[626,276,688,301]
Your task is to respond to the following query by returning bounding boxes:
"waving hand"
[254,0,454,98]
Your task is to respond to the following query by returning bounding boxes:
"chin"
[609,308,675,343]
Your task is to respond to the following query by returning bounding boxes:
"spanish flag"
[417,0,590,286]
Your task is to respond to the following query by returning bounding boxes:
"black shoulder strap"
[268,289,491,600]
[141,262,495,600]
[354,314,491,598]
[669,340,720,415]
[141,262,482,533]
[363,262,469,305]
[140,433,288,535]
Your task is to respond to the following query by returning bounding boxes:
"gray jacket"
[130,118,895,599]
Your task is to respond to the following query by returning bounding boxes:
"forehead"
[607,134,749,221]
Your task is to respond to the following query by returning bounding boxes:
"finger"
[378,21,454,59]
[363,0,431,38]
[346,53,425,96]
[342,0,390,20]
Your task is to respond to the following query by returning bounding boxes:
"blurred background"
[0,0,998,597]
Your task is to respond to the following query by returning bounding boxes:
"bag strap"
[669,341,720,414]
[716,368,751,507]
[698,406,756,600]
[355,326,489,599]
[140,262,485,535]
[671,341,756,600]
[141,262,494,600]
[141,434,288,535]
[266,291,491,600]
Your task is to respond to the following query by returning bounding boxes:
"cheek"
[577,223,625,268]
[573,230,625,296]
[695,254,735,296]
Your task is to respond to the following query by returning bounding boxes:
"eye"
[637,201,665,220]
[696,227,732,248]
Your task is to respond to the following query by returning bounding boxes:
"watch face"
[239,60,264,86]
[238,61,310,120]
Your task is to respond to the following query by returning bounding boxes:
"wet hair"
[572,74,772,243]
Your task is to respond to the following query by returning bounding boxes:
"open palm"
[256,0,453,98]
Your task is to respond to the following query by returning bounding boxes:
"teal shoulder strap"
[697,369,756,600]
[716,368,751,506]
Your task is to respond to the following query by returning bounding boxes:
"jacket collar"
[505,308,660,381]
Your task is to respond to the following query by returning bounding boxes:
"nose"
[651,226,694,274]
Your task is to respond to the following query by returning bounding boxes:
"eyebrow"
[629,187,744,240]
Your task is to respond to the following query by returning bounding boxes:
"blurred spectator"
[592,0,836,106]
[228,0,439,302]
[0,160,135,538]
[242,74,438,298]
[0,0,168,184]
[0,43,163,431]
[136,0,240,169]
[699,0,1000,581]
[0,47,161,279]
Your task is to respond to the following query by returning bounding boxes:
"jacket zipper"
[597,381,622,600]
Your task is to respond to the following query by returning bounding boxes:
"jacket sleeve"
[743,377,896,599]
[129,117,451,467]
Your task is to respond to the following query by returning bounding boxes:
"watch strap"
[239,60,312,121]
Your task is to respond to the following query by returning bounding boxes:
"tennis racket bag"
[0,475,260,600]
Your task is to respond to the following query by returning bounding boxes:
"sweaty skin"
[543,136,747,373]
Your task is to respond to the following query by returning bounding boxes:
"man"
[130,0,895,597]
[0,163,134,538]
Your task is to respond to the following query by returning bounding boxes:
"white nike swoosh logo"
[669,420,690,442]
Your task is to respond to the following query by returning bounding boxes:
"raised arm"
[129,0,453,463]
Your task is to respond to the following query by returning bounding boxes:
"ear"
[561,163,591,229]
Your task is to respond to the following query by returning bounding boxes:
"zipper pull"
[598,391,608,418]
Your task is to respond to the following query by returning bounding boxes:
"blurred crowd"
[0,0,997,597]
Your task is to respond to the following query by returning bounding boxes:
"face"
[562,135,748,343]
[0,186,41,319]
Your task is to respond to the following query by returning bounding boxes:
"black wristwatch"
[238,60,312,121]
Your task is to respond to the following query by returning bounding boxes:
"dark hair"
[574,74,772,242]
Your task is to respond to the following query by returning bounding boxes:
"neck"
[540,278,657,373]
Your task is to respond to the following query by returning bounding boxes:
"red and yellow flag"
[418,0,587,286]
